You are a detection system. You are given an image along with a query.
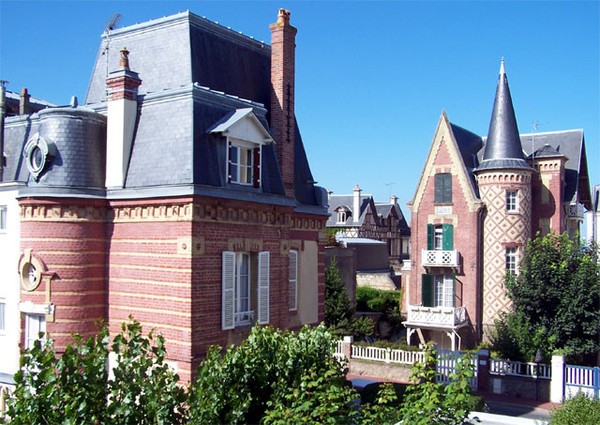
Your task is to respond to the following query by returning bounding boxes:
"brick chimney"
[19,88,30,115]
[270,9,297,198]
[105,48,141,188]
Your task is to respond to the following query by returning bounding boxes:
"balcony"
[404,305,467,328]
[421,249,460,268]
[566,203,585,220]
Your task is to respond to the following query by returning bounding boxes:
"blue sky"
[1,1,598,217]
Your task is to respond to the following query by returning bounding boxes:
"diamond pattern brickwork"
[478,171,531,329]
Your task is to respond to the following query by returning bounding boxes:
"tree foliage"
[399,346,478,425]
[188,323,358,424]
[496,232,600,361]
[324,257,374,338]
[2,318,186,424]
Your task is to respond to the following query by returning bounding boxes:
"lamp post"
[535,348,543,401]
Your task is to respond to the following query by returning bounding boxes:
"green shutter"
[442,224,454,250]
[422,274,433,307]
[427,224,434,250]
[444,175,452,203]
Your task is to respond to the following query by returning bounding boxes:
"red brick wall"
[19,198,108,351]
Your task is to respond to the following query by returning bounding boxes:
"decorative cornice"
[19,199,325,231]
[476,171,532,185]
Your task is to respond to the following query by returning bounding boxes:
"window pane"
[0,206,6,230]
[0,302,5,331]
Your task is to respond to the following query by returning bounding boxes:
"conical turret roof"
[475,59,531,172]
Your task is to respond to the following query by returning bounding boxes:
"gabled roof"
[374,202,411,235]
[208,108,274,144]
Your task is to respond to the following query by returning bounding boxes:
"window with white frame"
[25,313,46,349]
[336,209,348,224]
[0,205,6,231]
[506,247,518,276]
[0,300,5,332]
[289,250,298,311]
[434,275,454,307]
[433,225,444,250]
[506,190,517,212]
[228,140,259,186]
[222,251,270,329]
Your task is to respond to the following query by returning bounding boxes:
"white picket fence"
[565,364,599,398]
[490,358,551,379]
[350,344,426,365]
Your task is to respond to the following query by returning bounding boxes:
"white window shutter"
[289,250,298,311]
[222,251,236,330]
[257,251,270,324]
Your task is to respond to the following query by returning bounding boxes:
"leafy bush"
[188,323,359,424]
[356,287,401,313]
[2,318,187,424]
[399,345,479,424]
[550,392,600,424]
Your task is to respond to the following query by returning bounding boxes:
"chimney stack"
[270,9,297,198]
[105,48,142,188]
[353,184,362,224]
[19,88,30,115]
[390,195,398,205]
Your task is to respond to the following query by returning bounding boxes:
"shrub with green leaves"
[2,318,187,424]
[550,392,600,424]
[188,323,359,424]
[399,345,479,424]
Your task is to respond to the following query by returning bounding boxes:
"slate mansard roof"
[2,11,326,211]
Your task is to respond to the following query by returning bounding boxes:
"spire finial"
[499,57,505,75]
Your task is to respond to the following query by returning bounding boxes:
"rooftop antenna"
[385,182,395,198]
[103,13,122,98]
[530,120,547,162]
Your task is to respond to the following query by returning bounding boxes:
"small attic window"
[228,139,258,186]
[335,207,351,224]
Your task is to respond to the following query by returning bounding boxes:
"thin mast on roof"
[531,120,547,162]
[103,13,122,99]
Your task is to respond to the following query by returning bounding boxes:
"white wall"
[0,185,22,379]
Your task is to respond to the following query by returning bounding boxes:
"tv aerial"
[103,13,122,97]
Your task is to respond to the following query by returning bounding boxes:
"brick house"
[403,60,591,351]
[0,9,328,383]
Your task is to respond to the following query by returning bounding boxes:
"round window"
[30,146,44,172]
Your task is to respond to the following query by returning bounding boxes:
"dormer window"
[208,108,274,190]
[335,207,351,224]
[228,140,258,186]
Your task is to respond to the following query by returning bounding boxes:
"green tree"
[399,346,478,425]
[188,323,358,424]
[3,318,186,424]
[324,257,374,338]
[499,232,600,360]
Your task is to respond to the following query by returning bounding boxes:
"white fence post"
[551,354,565,403]
[342,336,353,362]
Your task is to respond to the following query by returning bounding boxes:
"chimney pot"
[19,87,30,115]
[119,48,130,69]
[276,9,291,25]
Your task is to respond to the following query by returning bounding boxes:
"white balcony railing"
[566,203,585,220]
[405,305,467,327]
[421,249,460,268]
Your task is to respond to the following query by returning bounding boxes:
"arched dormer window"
[335,206,351,224]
